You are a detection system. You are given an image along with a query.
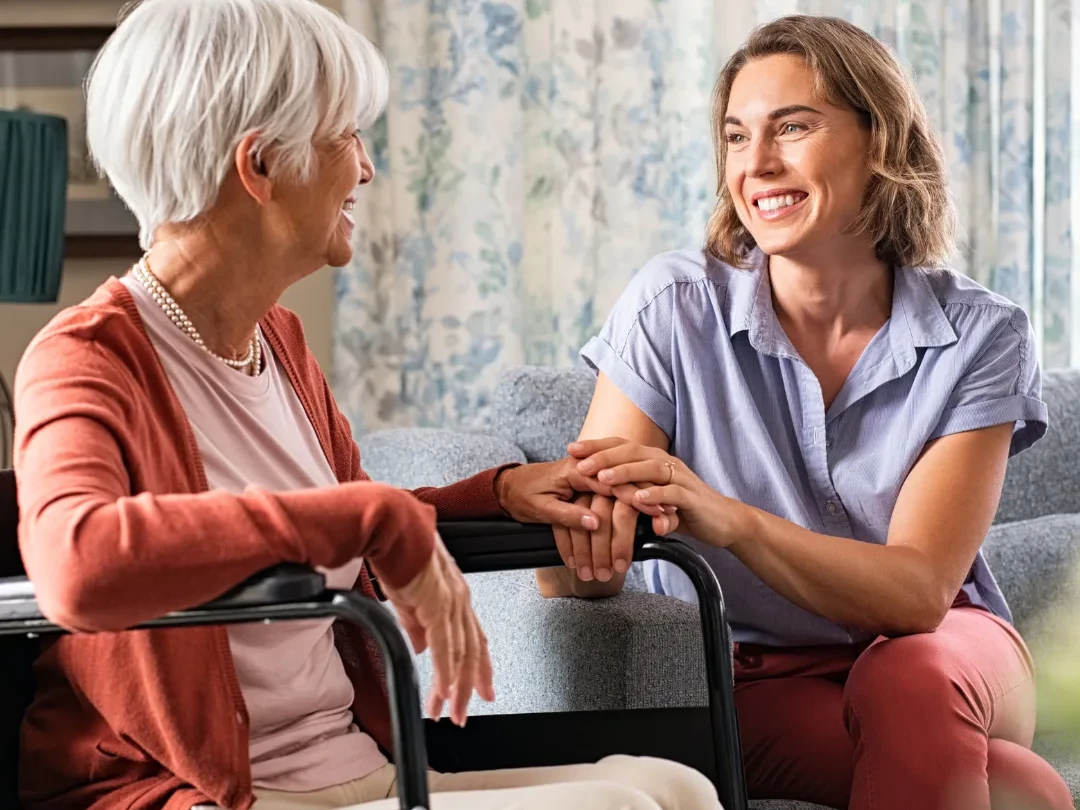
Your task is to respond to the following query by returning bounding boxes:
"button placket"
[794,363,854,536]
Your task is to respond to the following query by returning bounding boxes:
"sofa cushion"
[358,427,526,488]
[981,513,1080,634]
[996,369,1080,523]
[490,366,595,462]
[411,569,709,716]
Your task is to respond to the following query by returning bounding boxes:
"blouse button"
[825,501,840,516]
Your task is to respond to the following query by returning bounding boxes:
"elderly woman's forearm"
[411,466,508,519]
[23,482,435,633]
[18,420,435,633]
[729,507,950,636]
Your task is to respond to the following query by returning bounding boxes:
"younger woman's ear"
[234,132,272,205]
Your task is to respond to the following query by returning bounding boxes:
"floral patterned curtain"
[336,0,1078,433]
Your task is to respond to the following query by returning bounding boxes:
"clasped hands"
[559,437,744,582]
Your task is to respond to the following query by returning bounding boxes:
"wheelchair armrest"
[437,517,654,574]
[0,564,327,628]
[438,520,553,554]
[202,563,326,607]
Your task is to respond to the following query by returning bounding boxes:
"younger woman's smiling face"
[723,53,874,260]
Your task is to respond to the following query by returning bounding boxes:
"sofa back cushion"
[490,366,1080,522]
[982,513,1080,631]
[996,368,1080,523]
[358,427,527,488]
[490,366,596,463]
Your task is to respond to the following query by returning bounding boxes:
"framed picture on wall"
[0,26,140,259]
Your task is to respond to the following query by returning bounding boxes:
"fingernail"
[635,489,650,501]
[595,568,610,581]
[614,559,629,573]
[598,469,613,482]
[581,515,598,530]
[659,516,669,533]
[577,460,595,474]
[566,554,576,568]
[579,566,593,581]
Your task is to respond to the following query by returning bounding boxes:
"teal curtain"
[0,109,67,303]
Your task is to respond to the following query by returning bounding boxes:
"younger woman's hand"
[569,440,746,549]
[381,533,495,726]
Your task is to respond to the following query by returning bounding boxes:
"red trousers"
[734,606,1073,810]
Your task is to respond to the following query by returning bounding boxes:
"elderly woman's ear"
[233,133,274,205]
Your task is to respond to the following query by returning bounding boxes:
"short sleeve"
[929,306,1048,455]
[580,258,679,438]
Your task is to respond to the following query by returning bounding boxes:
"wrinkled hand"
[569,439,743,549]
[495,458,625,531]
[381,533,494,726]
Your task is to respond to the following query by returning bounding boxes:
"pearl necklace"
[132,257,261,375]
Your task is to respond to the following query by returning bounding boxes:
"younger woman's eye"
[725,132,746,144]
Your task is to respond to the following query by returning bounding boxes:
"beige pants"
[249,754,722,810]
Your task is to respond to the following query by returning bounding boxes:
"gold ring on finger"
[664,460,676,485]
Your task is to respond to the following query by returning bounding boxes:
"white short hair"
[86,0,389,249]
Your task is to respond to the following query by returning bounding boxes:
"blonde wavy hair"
[706,15,956,269]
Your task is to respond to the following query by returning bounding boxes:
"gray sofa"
[359,366,1080,809]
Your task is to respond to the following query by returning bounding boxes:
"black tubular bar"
[438,520,749,810]
[329,592,430,810]
[641,540,747,810]
[0,587,431,810]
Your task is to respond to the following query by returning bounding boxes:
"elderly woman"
[11,2,721,810]
[546,15,1074,810]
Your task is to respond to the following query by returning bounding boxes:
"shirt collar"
[726,250,958,360]
[890,262,958,352]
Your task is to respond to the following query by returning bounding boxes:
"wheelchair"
[0,469,748,810]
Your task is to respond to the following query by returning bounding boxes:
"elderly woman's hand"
[569,439,748,550]
[382,533,494,726]
[494,459,605,530]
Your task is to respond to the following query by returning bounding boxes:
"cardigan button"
[235,711,245,726]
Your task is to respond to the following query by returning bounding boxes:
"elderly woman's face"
[723,54,872,260]
[274,130,374,269]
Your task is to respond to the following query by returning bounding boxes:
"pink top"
[122,277,387,791]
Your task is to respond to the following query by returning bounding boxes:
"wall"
[0,0,341,387]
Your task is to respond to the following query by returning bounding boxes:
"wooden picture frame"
[0,26,141,259]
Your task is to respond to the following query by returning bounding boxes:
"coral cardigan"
[13,278,508,810]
